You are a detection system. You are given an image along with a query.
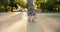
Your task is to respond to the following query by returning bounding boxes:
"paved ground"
[35,13,60,32]
[0,12,28,32]
[0,12,60,32]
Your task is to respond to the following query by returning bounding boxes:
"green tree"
[0,0,8,12]
[35,0,60,12]
[16,0,27,8]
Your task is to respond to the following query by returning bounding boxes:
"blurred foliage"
[0,0,60,12]
[0,5,5,12]
[35,0,60,12]
[0,0,27,12]
[15,0,27,8]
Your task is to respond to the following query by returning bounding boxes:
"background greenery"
[0,0,60,12]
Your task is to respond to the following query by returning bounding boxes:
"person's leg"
[28,16,36,22]
[28,16,32,22]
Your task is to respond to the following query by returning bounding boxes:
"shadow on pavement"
[47,15,60,19]
[26,21,44,32]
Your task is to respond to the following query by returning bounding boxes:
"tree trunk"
[11,7,13,12]
[4,5,8,12]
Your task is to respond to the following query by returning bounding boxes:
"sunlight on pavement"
[0,12,21,21]
[1,20,28,32]
[7,20,27,32]
[1,12,28,32]
[22,12,28,20]
[0,12,59,32]
[6,12,21,18]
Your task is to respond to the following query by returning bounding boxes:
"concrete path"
[0,12,60,32]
